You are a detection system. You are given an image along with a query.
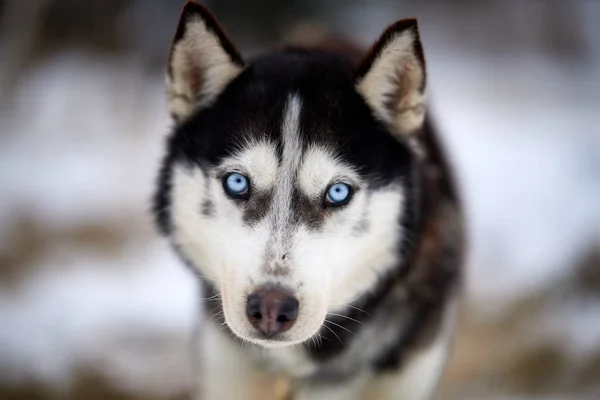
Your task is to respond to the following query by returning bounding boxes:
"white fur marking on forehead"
[271,95,302,239]
[281,95,303,176]
[220,140,279,191]
[167,16,242,120]
[357,30,425,137]
[298,146,360,199]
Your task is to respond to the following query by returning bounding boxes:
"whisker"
[327,312,365,325]
[199,293,221,302]
[209,311,225,324]
[329,290,370,310]
[324,319,354,335]
[345,304,371,316]
[322,324,344,344]
[193,273,222,283]
[308,335,319,349]
[317,333,330,342]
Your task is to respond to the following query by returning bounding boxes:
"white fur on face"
[166,16,242,121]
[170,94,406,348]
[219,140,279,192]
[269,96,303,257]
[357,30,426,138]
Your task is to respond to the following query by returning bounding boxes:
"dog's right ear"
[356,19,426,140]
[166,1,244,123]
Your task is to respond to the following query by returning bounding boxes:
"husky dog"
[153,1,464,399]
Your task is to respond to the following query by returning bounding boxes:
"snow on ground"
[0,239,195,385]
[0,53,198,388]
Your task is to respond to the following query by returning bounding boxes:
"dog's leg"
[193,322,276,400]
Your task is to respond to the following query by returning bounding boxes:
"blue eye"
[325,183,352,206]
[224,173,249,198]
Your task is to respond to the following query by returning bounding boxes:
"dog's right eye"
[223,172,250,199]
[324,182,353,207]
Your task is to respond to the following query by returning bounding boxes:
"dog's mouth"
[223,313,325,348]
[242,332,300,348]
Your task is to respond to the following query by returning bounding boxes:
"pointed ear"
[356,19,426,139]
[166,1,244,122]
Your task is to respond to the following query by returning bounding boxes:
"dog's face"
[155,2,427,348]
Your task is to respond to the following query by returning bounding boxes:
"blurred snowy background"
[0,0,599,399]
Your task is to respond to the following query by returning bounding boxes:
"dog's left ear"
[166,1,244,123]
[356,19,426,139]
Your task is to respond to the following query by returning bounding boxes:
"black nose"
[246,288,299,338]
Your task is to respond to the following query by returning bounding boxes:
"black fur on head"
[155,48,420,234]
[155,2,429,237]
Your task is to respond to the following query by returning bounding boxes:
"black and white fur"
[154,2,465,399]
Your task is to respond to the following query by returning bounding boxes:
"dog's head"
[155,1,427,348]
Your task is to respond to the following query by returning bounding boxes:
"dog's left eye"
[325,183,352,207]
[223,172,249,199]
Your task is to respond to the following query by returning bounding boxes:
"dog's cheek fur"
[169,162,325,344]
[292,185,405,310]
[170,163,268,284]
